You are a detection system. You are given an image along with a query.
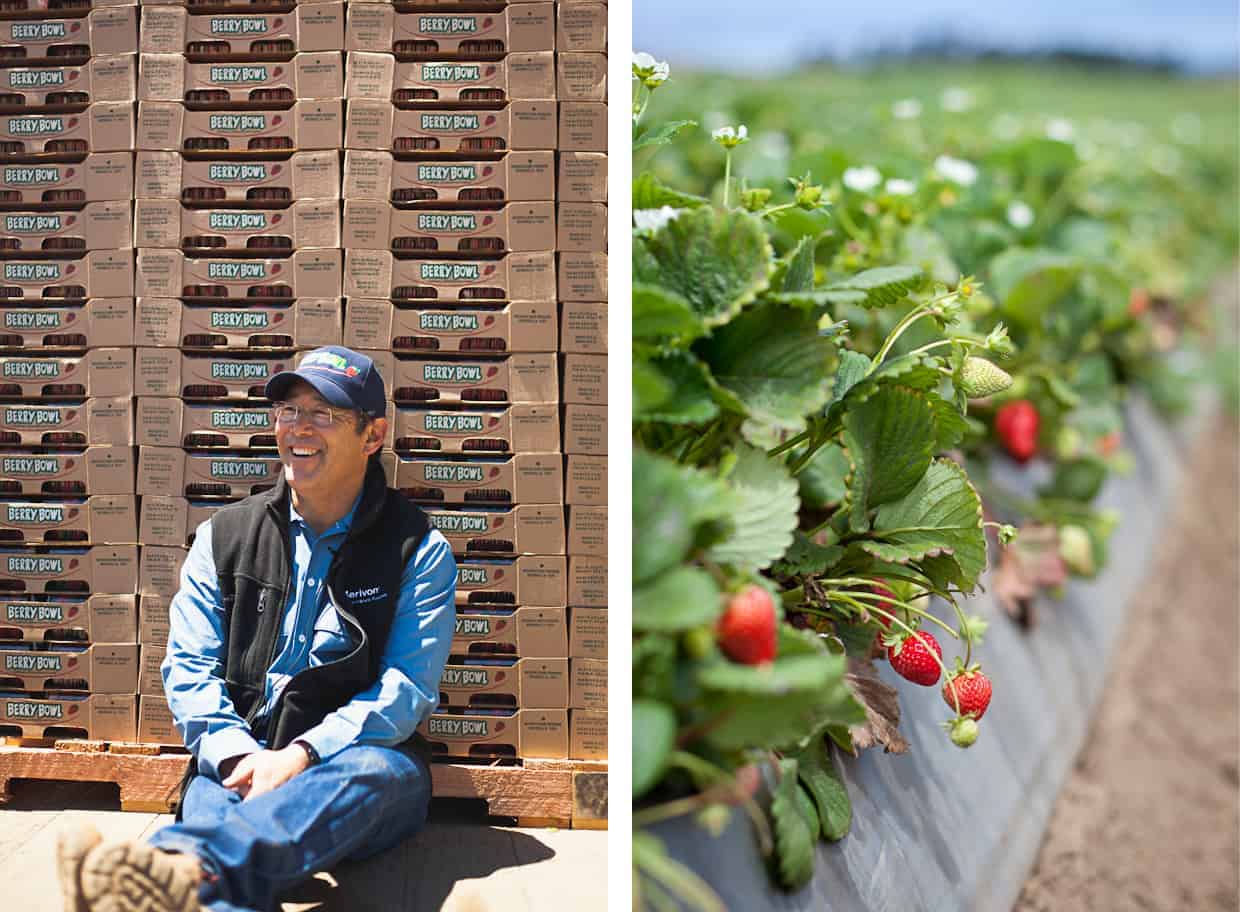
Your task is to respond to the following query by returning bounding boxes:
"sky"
[633,1,1240,73]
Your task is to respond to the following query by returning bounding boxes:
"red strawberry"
[716,585,777,665]
[941,666,992,719]
[995,399,1039,463]
[887,631,942,685]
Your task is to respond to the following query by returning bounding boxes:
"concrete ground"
[0,779,607,911]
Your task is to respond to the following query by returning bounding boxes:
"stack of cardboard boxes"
[129,0,346,744]
[0,0,139,740]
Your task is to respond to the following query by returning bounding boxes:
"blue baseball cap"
[265,346,387,417]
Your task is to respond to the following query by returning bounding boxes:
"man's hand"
[221,745,312,800]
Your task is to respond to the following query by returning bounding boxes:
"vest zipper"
[256,525,295,742]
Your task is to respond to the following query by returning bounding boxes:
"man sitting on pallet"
[57,346,457,912]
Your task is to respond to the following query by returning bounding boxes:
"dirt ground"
[1014,418,1240,912]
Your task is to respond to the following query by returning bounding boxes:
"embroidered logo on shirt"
[345,585,386,605]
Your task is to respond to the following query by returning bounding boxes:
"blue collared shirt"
[161,495,457,779]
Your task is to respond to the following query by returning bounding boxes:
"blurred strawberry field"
[631,56,1238,907]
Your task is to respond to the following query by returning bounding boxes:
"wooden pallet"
[0,744,608,826]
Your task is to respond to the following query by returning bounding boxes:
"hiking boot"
[56,823,103,912]
[78,840,204,912]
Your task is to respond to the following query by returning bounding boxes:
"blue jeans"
[148,745,432,912]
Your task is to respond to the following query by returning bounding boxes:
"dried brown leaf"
[844,658,909,754]
[994,523,1068,626]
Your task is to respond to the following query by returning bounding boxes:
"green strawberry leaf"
[633,359,672,416]
[797,442,851,510]
[634,206,772,329]
[637,352,721,426]
[796,740,852,841]
[632,119,698,152]
[773,235,816,294]
[632,172,709,210]
[773,532,845,577]
[1040,457,1108,502]
[633,283,707,343]
[860,459,988,592]
[768,288,869,312]
[634,566,722,633]
[770,759,816,889]
[697,653,842,695]
[828,350,873,409]
[989,248,1080,326]
[633,699,677,798]
[843,386,938,532]
[706,445,800,571]
[826,265,924,309]
[699,302,834,445]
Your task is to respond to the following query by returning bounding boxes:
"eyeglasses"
[272,403,354,428]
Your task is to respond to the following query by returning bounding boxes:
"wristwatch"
[293,739,321,766]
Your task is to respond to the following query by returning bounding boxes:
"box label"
[211,409,271,429]
[210,361,271,380]
[207,114,268,133]
[210,17,269,35]
[6,699,63,719]
[209,65,271,84]
[207,163,269,183]
[4,652,62,672]
[455,616,492,636]
[429,513,488,533]
[441,667,490,686]
[5,215,62,234]
[4,309,62,328]
[427,716,491,737]
[209,460,270,478]
[8,69,65,89]
[3,166,60,185]
[7,555,63,574]
[4,263,61,281]
[423,413,484,433]
[417,164,477,183]
[422,363,482,383]
[7,117,63,135]
[421,64,482,83]
[7,504,64,524]
[420,113,479,132]
[419,263,480,282]
[2,456,60,474]
[11,21,66,40]
[208,212,268,231]
[417,16,479,35]
[457,566,489,585]
[6,602,64,622]
[416,213,477,232]
[424,463,484,483]
[5,406,62,425]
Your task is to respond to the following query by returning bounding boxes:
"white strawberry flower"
[940,87,975,112]
[892,98,922,120]
[1006,200,1034,229]
[1045,118,1075,142]
[633,206,682,234]
[712,124,749,149]
[934,155,979,187]
[632,52,670,88]
[842,165,882,193]
[884,178,917,196]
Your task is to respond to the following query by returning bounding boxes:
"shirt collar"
[288,488,364,540]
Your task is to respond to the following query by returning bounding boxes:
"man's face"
[273,380,385,501]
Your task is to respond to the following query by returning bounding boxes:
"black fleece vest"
[174,460,431,816]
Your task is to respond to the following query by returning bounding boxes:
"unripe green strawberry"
[959,357,1013,398]
[716,585,778,665]
[941,665,992,719]
[1059,524,1095,576]
[886,631,942,685]
[948,716,979,748]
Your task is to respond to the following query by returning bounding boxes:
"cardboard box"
[437,656,568,710]
[558,101,605,152]
[0,348,133,401]
[568,606,606,658]
[136,149,339,203]
[136,100,343,153]
[386,402,559,455]
[563,404,606,456]
[343,200,555,254]
[346,53,554,103]
[566,454,605,505]
[344,4,554,56]
[139,52,344,104]
[138,593,169,646]
[0,102,134,156]
[426,503,564,556]
[137,643,165,695]
[570,657,605,710]
[137,693,181,745]
[569,709,606,760]
[0,56,136,110]
[345,300,555,354]
[0,495,137,546]
[0,396,132,447]
[451,604,565,657]
[343,151,554,205]
[135,349,294,399]
[0,641,137,691]
[0,691,136,740]
[559,300,606,354]
[417,707,567,760]
[0,296,133,349]
[135,248,341,300]
[556,1,606,52]
[0,544,137,596]
[387,351,556,405]
[138,544,187,597]
[134,199,340,253]
[137,496,223,548]
[391,451,562,505]
[0,251,133,302]
[140,2,344,57]
[137,446,282,498]
[567,504,605,556]
[558,151,606,203]
[0,153,134,208]
[344,249,554,302]
[0,8,138,65]
[135,298,341,350]
[557,202,606,252]
[568,556,605,607]
[556,52,605,102]
[0,593,136,645]
[0,202,132,254]
[453,554,566,607]
[558,252,606,303]
[344,99,556,154]
[562,353,606,405]
[136,398,276,449]
[0,445,134,495]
